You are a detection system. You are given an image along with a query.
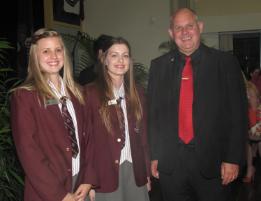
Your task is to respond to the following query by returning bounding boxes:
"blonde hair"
[96,37,142,132]
[14,28,84,105]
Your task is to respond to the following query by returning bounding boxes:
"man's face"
[169,9,203,56]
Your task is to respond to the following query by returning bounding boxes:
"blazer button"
[67,168,71,172]
[115,160,119,164]
[117,138,121,142]
[66,147,70,152]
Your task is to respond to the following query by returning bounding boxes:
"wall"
[82,0,170,67]
[195,0,261,16]
[81,0,261,66]
[193,0,261,48]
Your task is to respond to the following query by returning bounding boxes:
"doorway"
[233,32,260,79]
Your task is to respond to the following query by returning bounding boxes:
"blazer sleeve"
[147,60,161,161]
[222,55,248,165]
[81,90,98,187]
[11,90,68,201]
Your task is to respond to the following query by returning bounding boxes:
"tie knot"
[117,97,123,104]
[185,56,191,63]
[60,96,68,105]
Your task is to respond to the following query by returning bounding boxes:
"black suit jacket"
[147,44,248,178]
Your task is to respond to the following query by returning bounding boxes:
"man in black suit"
[147,8,248,201]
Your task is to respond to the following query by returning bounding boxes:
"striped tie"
[116,97,125,149]
[60,96,79,158]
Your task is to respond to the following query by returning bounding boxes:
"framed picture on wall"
[44,0,84,30]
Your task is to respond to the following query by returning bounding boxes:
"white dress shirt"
[113,84,133,164]
[48,77,80,176]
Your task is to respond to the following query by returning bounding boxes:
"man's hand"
[146,177,152,191]
[151,160,159,179]
[221,162,239,185]
[89,189,95,201]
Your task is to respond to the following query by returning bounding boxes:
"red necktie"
[178,56,194,144]
[60,96,79,158]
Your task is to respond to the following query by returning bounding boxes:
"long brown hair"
[13,28,84,105]
[96,37,142,132]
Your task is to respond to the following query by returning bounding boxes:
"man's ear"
[168,28,174,40]
[197,21,204,33]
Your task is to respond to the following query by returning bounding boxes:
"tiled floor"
[149,156,261,201]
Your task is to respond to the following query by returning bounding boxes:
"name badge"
[46,99,59,106]
[108,99,117,106]
[134,127,140,133]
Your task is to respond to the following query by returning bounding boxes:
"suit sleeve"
[11,90,68,201]
[147,60,160,161]
[223,55,248,165]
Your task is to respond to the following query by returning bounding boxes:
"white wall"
[82,0,170,67]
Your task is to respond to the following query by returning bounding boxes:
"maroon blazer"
[11,89,97,201]
[84,83,150,193]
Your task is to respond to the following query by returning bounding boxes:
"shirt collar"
[177,43,202,63]
[113,83,125,99]
[48,76,66,99]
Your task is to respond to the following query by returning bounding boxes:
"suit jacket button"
[117,138,121,142]
[66,147,70,151]
[115,160,119,164]
[67,168,71,172]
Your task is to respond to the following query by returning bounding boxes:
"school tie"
[178,56,194,144]
[116,97,125,149]
[60,96,79,158]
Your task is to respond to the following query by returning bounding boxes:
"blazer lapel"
[45,101,65,127]
[125,96,135,136]
[167,51,181,109]
[70,94,84,143]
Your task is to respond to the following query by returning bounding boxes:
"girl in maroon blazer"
[84,37,150,201]
[11,28,96,201]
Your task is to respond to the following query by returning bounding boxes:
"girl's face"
[37,36,64,76]
[105,43,130,80]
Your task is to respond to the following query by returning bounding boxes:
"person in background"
[250,68,261,158]
[11,28,96,201]
[147,8,248,201]
[243,75,259,183]
[78,34,113,85]
[251,68,261,94]
[84,37,150,201]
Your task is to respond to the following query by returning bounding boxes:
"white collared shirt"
[113,84,133,164]
[48,77,80,176]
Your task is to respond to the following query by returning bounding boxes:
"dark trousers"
[159,144,233,201]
